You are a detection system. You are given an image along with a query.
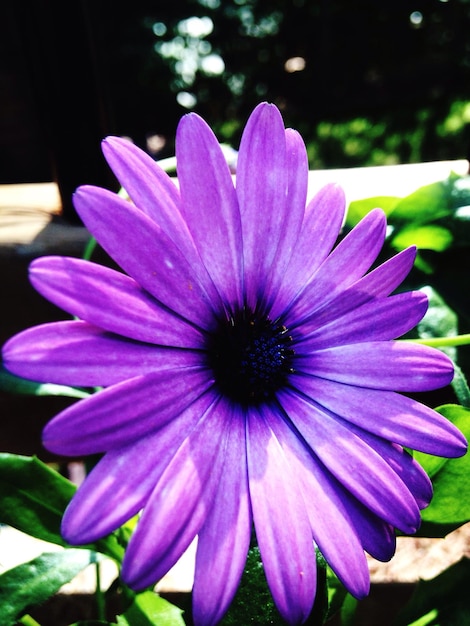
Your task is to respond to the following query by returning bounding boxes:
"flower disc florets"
[208,310,294,404]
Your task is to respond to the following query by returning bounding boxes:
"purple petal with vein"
[264,403,370,598]
[299,341,454,391]
[30,256,205,347]
[247,406,317,624]
[43,369,213,455]
[192,406,252,626]
[278,389,421,533]
[122,397,229,589]
[62,391,215,543]
[2,321,201,386]
[269,183,346,320]
[291,374,466,456]
[283,208,387,324]
[236,103,288,308]
[74,185,221,326]
[297,291,428,347]
[177,113,244,310]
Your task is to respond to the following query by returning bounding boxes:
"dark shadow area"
[0,212,114,462]
[23,583,416,626]
[3,1,470,222]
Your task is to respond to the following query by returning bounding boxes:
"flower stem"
[405,333,470,348]
[82,236,97,261]
[94,557,106,621]
[19,617,41,626]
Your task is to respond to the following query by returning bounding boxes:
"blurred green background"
[3,0,470,217]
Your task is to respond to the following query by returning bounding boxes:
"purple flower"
[2,103,466,625]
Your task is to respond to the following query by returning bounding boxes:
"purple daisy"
[2,103,466,625]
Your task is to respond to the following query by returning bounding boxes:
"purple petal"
[298,341,454,391]
[2,321,202,386]
[43,369,213,455]
[29,256,205,347]
[176,113,244,310]
[269,183,345,320]
[73,185,220,327]
[102,136,181,223]
[101,136,202,267]
[296,291,428,349]
[346,245,417,299]
[246,406,316,625]
[341,422,433,510]
[278,390,421,533]
[261,128,308,311]
[236,103,288,309]
[102,137,227,309]
[122,397,230,590]
[297,246,418,330]
[263,404,370,599]
[192,407,252,626]
[291,374,467,457]
[284,209,387,325]
[62,391,215,543]
[340,492,397,562]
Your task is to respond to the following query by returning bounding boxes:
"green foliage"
[416,405,470,526]
[0,453,130,566]
[120,591,185,626]
[0,549,100,626]
[220,544,285,625]
[0,453,75,547]
[221,544,329,625]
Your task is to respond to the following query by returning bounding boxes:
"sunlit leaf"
[388,181,451,224]
[415,285,458,362]
[122,590,186,626]
[0,549,99,626]
[0,454,124,562]
[346,196,399,227]
[415,405,470,525]
[0,453,75,547]
[391,224,453,253]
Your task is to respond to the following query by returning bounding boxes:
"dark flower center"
[207,310,294,404]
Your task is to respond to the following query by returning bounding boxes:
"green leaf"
[451,363,470,409]
[0,549,99,626]
[346,196,400,227]
[415,405,470,525]
[391,224,453,253]
[340,593,359,626]
[0,393,127,559]
[0,453,75,546]
[326,566,347,621]
[388,181,452,224]
[220,544,285,625]
[417,286,458,343]
[221,543,328,625]
[0,365,91,399]
[122,590,186,626]
[0,454,124,562]
[393,558,470,626]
